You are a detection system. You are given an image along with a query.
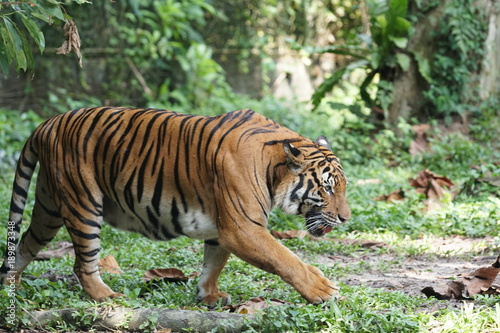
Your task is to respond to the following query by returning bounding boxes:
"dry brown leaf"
[271,230,309,239]
[422,255,500,300]
[409,124,431,156]
[223,297,291,314]
[142,268,198,283]
[409,169,455,211]
[409,169,454,197]
[56,20,82,67]
[98,254,122,274]
[479,284,500,296]
[373,189,405,202]
[156,329,172,333]
[34,241,74,261]
[459,261,500,297]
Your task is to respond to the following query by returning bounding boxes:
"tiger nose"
[338,215,350,223]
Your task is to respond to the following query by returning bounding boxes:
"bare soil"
[318,236,500,310]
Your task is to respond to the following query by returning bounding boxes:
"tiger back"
[0,107,350,306]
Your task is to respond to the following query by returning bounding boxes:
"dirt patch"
[318,236,499,308]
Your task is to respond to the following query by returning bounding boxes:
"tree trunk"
[387,1,450,125]
[478,0,500,99]
[388,0,498,125]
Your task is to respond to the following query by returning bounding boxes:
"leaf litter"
[374,169,456,212]
[421,255,500,300]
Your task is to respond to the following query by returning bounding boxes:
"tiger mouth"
[305,211,336,237]
[306,211,335,237]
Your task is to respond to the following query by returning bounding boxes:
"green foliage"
[111,0,231,108]
[421,0,487,117]
[0,0,83,74]
[32,0,233,112]
[310,0,489,123]
[256,287,422,332]
[310,0,412,111]
[0,109,42,170]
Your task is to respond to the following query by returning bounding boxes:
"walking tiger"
[0,107,350,306]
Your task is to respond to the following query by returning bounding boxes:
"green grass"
[0,104,499,332]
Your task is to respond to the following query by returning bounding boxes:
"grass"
[0,102,499,332]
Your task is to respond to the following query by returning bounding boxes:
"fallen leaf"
[223,297,291,314]
[56,20,83,67]
[409,124,431,156]
[422,255,500,300]
[409,169,455,211]
[479,284,500,296]
[142,268,198,283]
[373,189,405,202]
[156,329,172,333]
[98,254,122,274]
[271,230,309,239]
[34,241,74,260]
[459,260,500,297]
[409,169,454,197]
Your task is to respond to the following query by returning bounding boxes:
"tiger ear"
[283,140,305,171]
[315,135,332,151]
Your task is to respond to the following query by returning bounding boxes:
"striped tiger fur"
[0,107,350,306]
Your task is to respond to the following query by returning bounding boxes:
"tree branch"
[27,307,259,332]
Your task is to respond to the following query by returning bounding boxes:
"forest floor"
[319,236,499,312]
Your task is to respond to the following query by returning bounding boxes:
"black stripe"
[17,166,31,180]
[77,269,99,275]
[119,113,146,171]
[146,206,160,231]
[10,199,24,214]
[290,174,305,201]
[204,239,219,246]
[13,182,27,198]
[152,159,164,215]
[0,263,9,274]
[123,168,137,211]
[35,195,61,218]
[27,228,52,246]
[21,153,36,170]
[139,113,163,152]
[66,226,100,240]
[236,196,264,227]
[137,144,155,203]
[173,142,188,212]
[79,248,100,257]
[170,198,184,235]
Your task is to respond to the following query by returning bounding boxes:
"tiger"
[0,107,350,307]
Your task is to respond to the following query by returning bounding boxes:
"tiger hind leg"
[61,206,124,301]
[197,240,231,308]
[0,199,63,286]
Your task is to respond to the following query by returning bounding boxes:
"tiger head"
[276,136,351,237]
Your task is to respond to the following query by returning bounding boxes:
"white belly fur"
[102,197,218,241]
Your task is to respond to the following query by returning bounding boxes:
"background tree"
[1,0,498,129]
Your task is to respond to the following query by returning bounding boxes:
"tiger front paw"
[297,264,339,304]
